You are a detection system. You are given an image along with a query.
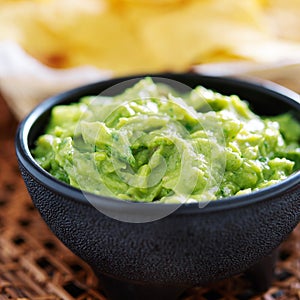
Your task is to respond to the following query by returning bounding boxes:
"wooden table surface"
[1,90,300,300]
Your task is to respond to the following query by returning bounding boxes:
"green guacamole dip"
[32,78,300,203]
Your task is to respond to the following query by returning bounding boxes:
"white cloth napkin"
[0,41,112,120]
[193,61,300,94]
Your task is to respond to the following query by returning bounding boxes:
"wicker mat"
[1,95,300,300]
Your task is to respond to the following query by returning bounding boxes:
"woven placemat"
[1,94,300,300]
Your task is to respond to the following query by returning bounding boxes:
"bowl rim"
[15,72,300,215]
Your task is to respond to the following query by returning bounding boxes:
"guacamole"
[32,78,300,203]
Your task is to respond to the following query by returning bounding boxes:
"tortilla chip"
[0,0,300,75]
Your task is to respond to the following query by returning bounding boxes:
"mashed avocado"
[32,78,300,203]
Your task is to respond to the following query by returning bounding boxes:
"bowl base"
[98,273,187,300]
[245,249,278,293]
[96,249,278,300]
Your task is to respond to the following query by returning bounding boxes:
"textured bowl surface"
[15,73,300,298]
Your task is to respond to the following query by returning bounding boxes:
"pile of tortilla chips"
[0,0,300,75]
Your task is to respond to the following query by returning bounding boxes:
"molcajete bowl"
[15,73,300,300]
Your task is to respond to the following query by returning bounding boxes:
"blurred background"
[0,0,300,118]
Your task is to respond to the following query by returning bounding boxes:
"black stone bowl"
[15,73,300,300]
